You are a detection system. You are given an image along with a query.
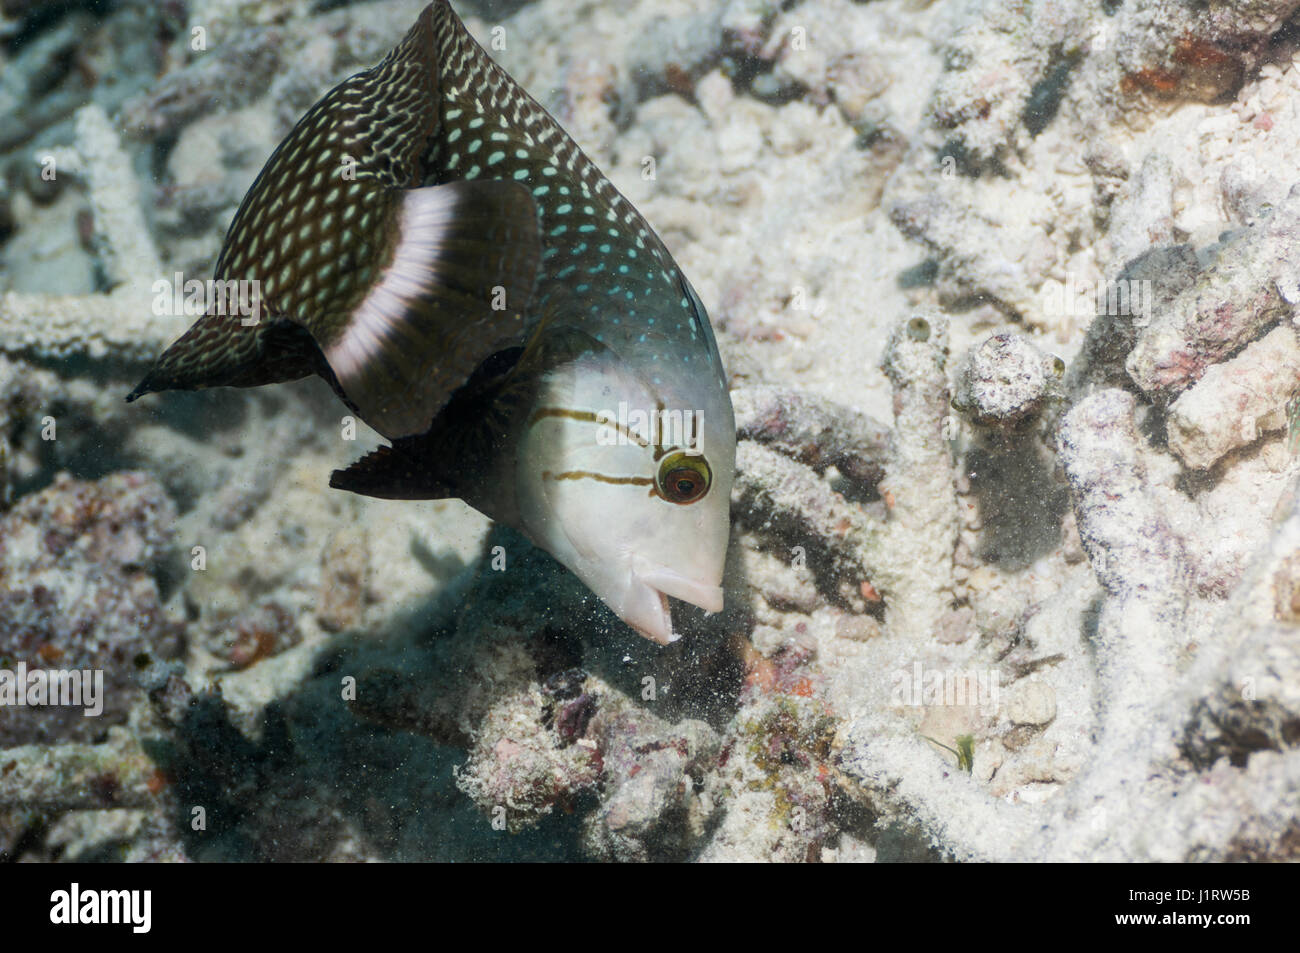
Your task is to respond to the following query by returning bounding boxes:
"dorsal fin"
[128,5,544,440]
[127,5,443,404]
[424,2,617,196]
[421,1,672,258]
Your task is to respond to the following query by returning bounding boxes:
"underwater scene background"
[2,0,1300,862]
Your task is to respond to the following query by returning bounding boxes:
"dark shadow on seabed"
[139,516,748,861]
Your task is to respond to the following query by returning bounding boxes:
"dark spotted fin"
[129,6,444,406]
[129,179,541,441]
[129,4,543,439]
[126,317,326,402]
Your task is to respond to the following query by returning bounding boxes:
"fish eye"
[656,450,711,505]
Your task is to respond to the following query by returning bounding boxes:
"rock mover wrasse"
[128,1,735,645]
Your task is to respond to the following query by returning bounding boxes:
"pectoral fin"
[320,179,541,439]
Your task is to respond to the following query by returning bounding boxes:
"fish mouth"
[625,558,724,645]
[634,559,724,613]
[625,587,676,646]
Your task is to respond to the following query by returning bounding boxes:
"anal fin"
[329,443,454,500]
[330,343,531,504]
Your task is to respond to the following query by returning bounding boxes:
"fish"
[126,1,735,645]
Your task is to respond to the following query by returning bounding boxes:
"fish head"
[515,334,735,645]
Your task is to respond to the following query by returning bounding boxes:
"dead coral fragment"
[582,699,720,863]
[733,440,883,611]
[1273,553,1300,623]
[888,194,1054,319]
[1056,390,1186,600]
[454,671,720,860]
[699,690,837,863]
[316,527,369,633]
[0,727,160,811]
[877,314,959,639]
[1126,186,1300,399]
[732,385,891,488]
[455,683,602,834]
[1166,324,1300,470]
[953,331,1061,428]
[221,601,300,671]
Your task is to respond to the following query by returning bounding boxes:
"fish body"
[128,1,735,644]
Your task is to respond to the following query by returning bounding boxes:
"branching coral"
[833,332,1300,862]
[0,104,183,362]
